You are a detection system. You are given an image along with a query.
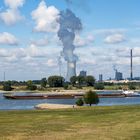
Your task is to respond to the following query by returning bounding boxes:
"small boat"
[122,90,140,97]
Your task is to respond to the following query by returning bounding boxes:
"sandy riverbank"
[35,103,77,110]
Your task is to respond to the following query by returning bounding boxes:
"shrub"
[85,76,95,86]
[94,83,104,90]
[27,85,37,90]
[41,78,47,88]
[84,90,99,106]
[128,84,136,90]
[63,82,69,90]
[26,80,37,90]
[76,98,84,106]
[3,81,13,91]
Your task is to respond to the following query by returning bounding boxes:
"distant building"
[115,71,123,81]
[133,77,140,80]
[79,71,87,77]
[99,74,103,82]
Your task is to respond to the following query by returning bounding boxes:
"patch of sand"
[35,104,76,110]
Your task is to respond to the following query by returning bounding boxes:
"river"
[0,91,140,110]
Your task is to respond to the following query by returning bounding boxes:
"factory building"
[79,71,87,77]
[115,71,123,81]
[99,74,103,82]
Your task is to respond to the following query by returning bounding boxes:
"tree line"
[2,75,138,91]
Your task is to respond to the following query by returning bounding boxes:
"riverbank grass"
[0,105,140,140]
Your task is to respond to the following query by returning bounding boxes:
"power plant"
[57,9,82,81]
[66,61,76,81]
[113,65,123,81]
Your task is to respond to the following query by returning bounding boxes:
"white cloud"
[0,32,18,45]
[46,59,57,67]
[0,48,11,57]
[26,44,48,58]
[0,43,140,80]
[94,28,127,35]
[31,38,49,47]
[31,1,60,33]
[0,0,25,25]
[104,33,126,44]
[87,35,94,42]
[4,0,25,9]
[74,34,94,47]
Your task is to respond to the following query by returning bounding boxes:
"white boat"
[122,90,140,97]
[122,90,134,94]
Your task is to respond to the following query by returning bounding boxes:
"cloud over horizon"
[104,33,126,44]
[0,32,18,45]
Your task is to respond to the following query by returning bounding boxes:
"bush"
[26,80,37,90]
[84,90,99,106]
[41,78,47,88]
[118,86,122,90]
[128,84,136,90]
[48,76,64,87]
[27,85,37,90]
[94,83,104,90]
[3,81,13,91]
[76,98,84,106]
[70,76,77,86]
[85,76,95,86]
[63,82,69,90]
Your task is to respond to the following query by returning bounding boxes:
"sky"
[0,0,140,81]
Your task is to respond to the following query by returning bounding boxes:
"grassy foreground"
[0,106,140,140]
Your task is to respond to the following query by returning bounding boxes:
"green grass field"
[0,105,140,140]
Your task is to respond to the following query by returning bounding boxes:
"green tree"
[128,84,136,90]
[94,83,104,90]
[76,98,84,106]
[48,76,64,87]
[3,81,13,91]
[70,76,77,86]
[41,78,47,88]
[85,75,95,86]
[84,90,99,106]
[26,80,37,90]
[63,82,69,90]
[76,76,85,86]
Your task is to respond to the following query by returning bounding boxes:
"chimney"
[130,49,133,80]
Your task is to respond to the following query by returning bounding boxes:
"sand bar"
[35,103,76,109]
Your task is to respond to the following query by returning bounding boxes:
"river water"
[0,91,140,110]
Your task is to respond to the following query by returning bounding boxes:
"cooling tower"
[66,61,76,81]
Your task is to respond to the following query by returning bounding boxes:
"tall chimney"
[130,49,133,80]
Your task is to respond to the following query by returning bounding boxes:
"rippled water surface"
[0,91,140,110]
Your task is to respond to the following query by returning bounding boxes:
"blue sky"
[0,0,140,81]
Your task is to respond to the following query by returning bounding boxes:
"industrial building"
[79,71,87,77]
[99,74,103,82]
[115,71,123,81]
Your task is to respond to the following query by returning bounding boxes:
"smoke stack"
[130,49,133,80]
[57,9,82,81]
